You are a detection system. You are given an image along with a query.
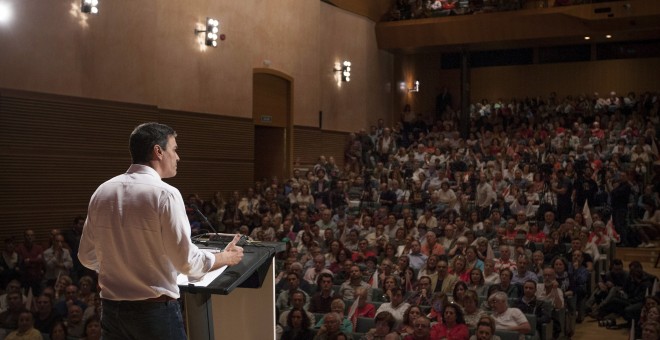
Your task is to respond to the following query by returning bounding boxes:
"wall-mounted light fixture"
[342,61,351,82]
[81,0,99,14]
[195,18,220,47]
[409,81,420,93]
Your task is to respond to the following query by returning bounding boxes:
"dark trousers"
[101,299,187,340]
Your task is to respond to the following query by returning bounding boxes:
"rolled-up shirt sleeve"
[160,191,215,277]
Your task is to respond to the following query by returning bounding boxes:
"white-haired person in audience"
[315,298,352,334]
[488,291,531,336]
[313,311,349,340]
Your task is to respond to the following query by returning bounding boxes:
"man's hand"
[213,234,244,269]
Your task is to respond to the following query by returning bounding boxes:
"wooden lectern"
[180,242,285,340]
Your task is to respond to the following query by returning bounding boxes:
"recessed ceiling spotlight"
[606,34,612,39]
[584,36,591,40]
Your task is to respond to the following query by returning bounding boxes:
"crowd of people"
[1,88,659,339]
[0,218,99,340]
[387,0,622,21]
[187,89,659,339]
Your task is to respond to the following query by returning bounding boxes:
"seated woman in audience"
[468,269,488,297]
[325,239,344,265]
[363,311,398,340]
[451,281,468,307]
[377,275,399,302]
[297,184,315,213]
[483,259,500,286]
[494,268,519,299]
[430,303,469,340]
[463,290,487,328]
[470,315,501,340]
[296,232,318,261]
[465,246,484,272]
[78,276,96,306]
[54,275,73,303]
[315,298,353,334]
[473,237,494,262]
[449,255,470,283]
[282,307,315,340]
[352,287,377,320]
[329,248,353,274]
[380,243,399,265]
[397,305,423,337]
[526,222,546,243]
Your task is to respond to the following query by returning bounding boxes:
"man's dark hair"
[317,272,333,286]
[129,123,176,164]
[375,311,396,330]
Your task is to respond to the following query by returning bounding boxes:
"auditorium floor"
[573,246,660,340]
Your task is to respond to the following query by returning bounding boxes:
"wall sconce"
[195,18,220,47]
[342,61,351,82]
[409,81,420,93]
[81,0,99,14]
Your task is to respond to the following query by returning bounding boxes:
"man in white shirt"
[375,287,410,327]
[78,123,244,339]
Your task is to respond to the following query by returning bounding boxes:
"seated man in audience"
[406,276,433,307]
[277,271,310,311]
[376,287,411,327]
[333,259,353,285]
[33,294,60,334]
[421,231,445,256]
[312,312,346,340]
[5,311,41,340]
[315,298,352,334]
[0,280,27,313]
[277,262,313,294]
[407,240,428,272]
[304,255,333,285]
[65,304,85,339]
[279,291,315,328]
[537,267,564,309]
[0,292,23,337]
[54,284,87,318]
[494,245,517,273]
[434,259,458,295]
[309,273,340,314]
[339,265,371,301]
[511,255,537,286]
[586,259,627,317]
[596,261,654,328]
[514,280,552,336]
[403,315,431,340]
[489,291,531,336]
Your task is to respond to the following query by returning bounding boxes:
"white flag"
[583,200,593,229]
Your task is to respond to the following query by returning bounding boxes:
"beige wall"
[0,1,392,131]
[395,53,660,117]
[319,6,394,130]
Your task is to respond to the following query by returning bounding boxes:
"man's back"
[78,165,213,300]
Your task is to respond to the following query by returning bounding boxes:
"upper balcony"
[374,0,660,53]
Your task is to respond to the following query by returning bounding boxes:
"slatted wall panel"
[158,109,254,201]
[293,126,348,170]
[0,90,253,244]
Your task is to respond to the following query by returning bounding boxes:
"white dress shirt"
[79,164,215,300]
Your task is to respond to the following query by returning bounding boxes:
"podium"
[180,242,285,340]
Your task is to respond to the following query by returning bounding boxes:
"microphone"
[190,204,220,236]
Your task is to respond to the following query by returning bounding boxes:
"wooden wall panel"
[293,126,348,171]
[0,90,253,244]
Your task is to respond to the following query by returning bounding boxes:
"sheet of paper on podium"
[176,265,228,287]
